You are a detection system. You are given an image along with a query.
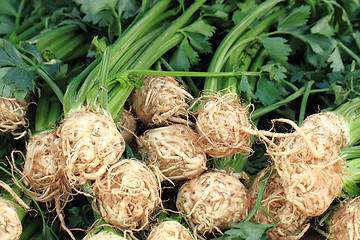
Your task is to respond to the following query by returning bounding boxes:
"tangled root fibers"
[131,76,193,126]
[58,108,125,186]
[265,119,344,217]
[116,109,137,144]
[0,96,27,139]
[147,221,194,240]
[176,171,250,236]
[0,198,22,240]
[93,159,161,231]
[137,124,207,182]
[249,167,311,240]
[330,196,360,240]
[195,91,253,158]
[301,112,348,149]
[21,130,70,203]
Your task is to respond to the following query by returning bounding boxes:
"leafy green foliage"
[260,37,291,67]
[278,5,311,31]
[0,39,36,99]
[170,18,215,70]
[213,222,275,240]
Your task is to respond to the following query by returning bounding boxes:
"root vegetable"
[176,171,250,236]
[194,91,252,158]
[249,167,311,240]
[147,221,194,240]
[57,108,125,186]
[20,130,69,203]
[137,124,207,182]
[116,109,137,143]
[330,196,360,240]
[0,198,22,240]
[300,97,360,149]
[93,159,161,231]
[131,76,193,126]
[264,119,344,217]
[0,97,27,139]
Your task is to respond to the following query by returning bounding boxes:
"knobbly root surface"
[116,109,137,143]
[330,196,360,240]
[0,97,28,139]
[300,112,348,149]
[0,198,22,240]
[131,76,193,126]
[93,159,161,231]
[137,124,207,182]
[58,108,125,186]
[249,167,311,240]
[176,171,250,237]
[194,91,253,158]
[20,130,70,203]
[147,221,194,240]
[264,119,344,217]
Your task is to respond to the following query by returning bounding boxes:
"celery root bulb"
[131,76,193,126]
[116,109,137,143]
[21,130,69,203]
[195,91,252,158]
[266,120,344,217]
[137,124,207,182]
[0,198,22,240]
[147,221,194,240]
[176,171,250,236]
[330,196,360,240]
[249,167,311,240]
[58,108,125,186]
[300,112,349,149]
[93,159,161,230]
[0,96,27,139]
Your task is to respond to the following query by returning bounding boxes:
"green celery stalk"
[204,0,284,91]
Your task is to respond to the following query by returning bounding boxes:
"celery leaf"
[278,5,311,30]
[213,222,275,240]
[0,39,36,98]
[260,37,291,67]
[327,46,344,72]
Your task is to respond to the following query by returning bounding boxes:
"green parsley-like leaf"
[0,39,37,98]
[255,78,289,106]
[327,46,344,72]
[278,5,311,31]
[213,222,275,240]
[310,15,335,37]
[182,19,215,38]
[170,39,199,71]
[260,37,291,67]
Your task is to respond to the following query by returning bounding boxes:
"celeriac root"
[194,90,253,158]
[137,124,207,182]
[0,198,22,240]
[176,171,250,237]
[93,159,161,231]
[330,196,360,240]
[300,112,349,149]
[20,130,70,203]
[147,221,194,240]
[131,76,193,126]
[12,129,76,239]
[116,109,137,143]
[58,108,125,186]
[261,119,344,217]
[249,167,311,240]
[0,96,28,139]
